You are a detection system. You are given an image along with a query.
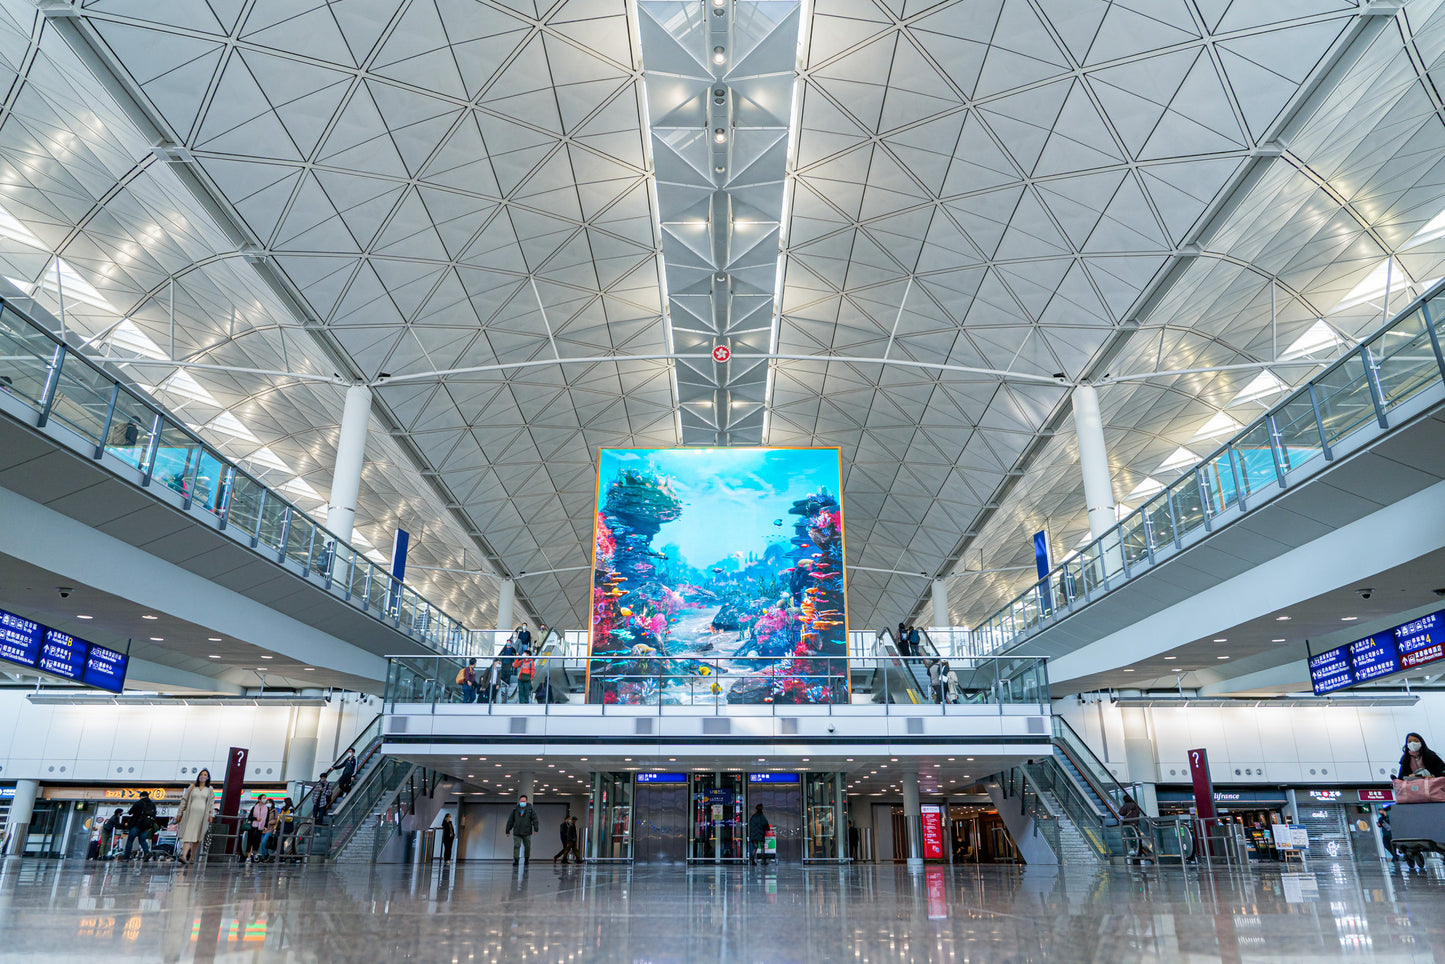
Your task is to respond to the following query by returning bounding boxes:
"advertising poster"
[921,804,945,860]
[589,447,848,704]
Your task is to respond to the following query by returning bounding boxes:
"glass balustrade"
[0,293,479,658]
[972,277,1445,655]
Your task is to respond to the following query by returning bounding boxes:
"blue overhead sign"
[0,607,127,692]
[1310,607,1445,694]
[0,608,42,667]
[635,772,687,784]
[748,773,800,784]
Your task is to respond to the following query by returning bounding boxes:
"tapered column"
[327,384,372,544]
[496,578,515,634]
[902,769,922,870]
[1072,384,1116,539]
[931,579,950,629]
[3,779,38,855]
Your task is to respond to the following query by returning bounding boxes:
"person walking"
[929,660,951,704]
[563,816,582,863]
[908,625,922,657]
[747,804,770,865]
[504,793,539,865]
[441,813,456,863]
[174,769,214,866]
[100,807,124,860]
[498,636,518,694]
[330,748,359,799]
[848,821,860,861]
[122,791,158,861]
[552,814,572,864]
[312,778,333,826]
[457,658,478,703]
[516,623,533,652]
[896,621,910,657]
[1398,732,1445,777]
[517,649,536,705]
[485,658,502,703]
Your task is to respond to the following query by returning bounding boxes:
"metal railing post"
[1361,344,1390,429]
[1307,383,1333,461]
[1421,298,1445,380]
[1265,413,1288,488]
[94,382,120,459]
[276,505,292,564]
[35,343,64,428]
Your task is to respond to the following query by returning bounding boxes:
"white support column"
[327,384,373,544]
[285,698,323,799]
[496,578,515,634]
[902,769,923,871]
[931,579,950,630]
[1120,706,1159,817]
[4,779,38,856]
[1072,384,1116,540]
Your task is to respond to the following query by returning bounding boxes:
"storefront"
[1293,788,1385,862]
[1158,788,1289,861]
[586,771,843,864]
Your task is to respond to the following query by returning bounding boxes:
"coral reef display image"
[589,448,848,705]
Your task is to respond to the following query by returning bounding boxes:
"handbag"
[1393,775,1445,804]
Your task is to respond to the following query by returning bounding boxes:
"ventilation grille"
[1027,717,1046,734]
[702,718,731,735]
[907,718,924,735]
[509,718,528,734]
[635,718,654,735]
[387,716,407,734]
[780,718,798,735]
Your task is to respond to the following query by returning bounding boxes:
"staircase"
[1033,787,1103,864]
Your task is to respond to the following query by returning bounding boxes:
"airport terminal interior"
[3,0,1445,959]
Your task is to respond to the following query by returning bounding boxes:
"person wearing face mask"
[504,793,539,866]
[1398,733,1445,778]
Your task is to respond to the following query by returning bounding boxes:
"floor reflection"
[0,857,1441,962]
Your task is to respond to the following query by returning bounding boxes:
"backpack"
[456,667,468,685]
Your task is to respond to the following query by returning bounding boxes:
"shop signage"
[636,772,687,783]
[1307,790,1343,802]
[921,804,945,860]
[1310,607,1445,694]
[0,606,128,692]
[747,773,799,783]
[0,787,14,799]
[1359,788,1394,803]
[1188,748,1216,821]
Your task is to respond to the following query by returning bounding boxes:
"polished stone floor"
[0,856,1442,962]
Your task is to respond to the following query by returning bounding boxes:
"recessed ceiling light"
[76,615,93,620]
[149,637,163,641]
[1217,655,1230,660]
[303,667,315,671]
[142,614,158,620]
[1341,616,1358,621]
[1276,615,1291,621]
[1123,668,1136,672]
[208,654,220,659]
[1164,656,1177,660]
[1212,638,1226,642]
[1271,638,1286,643]
[208,637,222,642]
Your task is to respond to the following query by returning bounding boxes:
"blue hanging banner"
[1032,531,1050,580]
[391,529,410,584]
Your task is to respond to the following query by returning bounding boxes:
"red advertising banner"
[217,746,248,856]
[1188,748,1216,821]
[1358,788,1394,802]
[921,803,944,860]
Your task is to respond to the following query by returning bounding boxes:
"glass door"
[803,772,839,860]
[589,773,633,860]
[691,773,744,862]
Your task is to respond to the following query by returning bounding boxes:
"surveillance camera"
[1434,588,1445,598]
[826,722,836,733]
[1356,588,1373,600]
[57,587,73,598]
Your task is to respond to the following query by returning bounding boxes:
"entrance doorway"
[747,783,802,861]
[633,785,688,863]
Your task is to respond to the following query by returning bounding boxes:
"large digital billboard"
[589,448,848,705]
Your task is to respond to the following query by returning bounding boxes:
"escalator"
[868,627,932,703]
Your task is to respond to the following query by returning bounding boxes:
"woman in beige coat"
[175,769,214,866]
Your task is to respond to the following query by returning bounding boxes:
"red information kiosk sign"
[921,804,945,860]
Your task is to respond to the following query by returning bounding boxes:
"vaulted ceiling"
[0,0,1443,635]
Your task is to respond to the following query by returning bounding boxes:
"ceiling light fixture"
[208,637,222,642]
[713,128,727,144]
[149,637,163,641]
[1276,615,1292,621]
[1341,616,1358,621]
[1212,638,1227,643]
[142,614,158,620]
[713,46,726,64]
[76,615,93,620]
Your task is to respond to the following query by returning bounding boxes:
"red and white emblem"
[712,345,731,363]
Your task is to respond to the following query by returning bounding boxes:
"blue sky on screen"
[598,448,842,568]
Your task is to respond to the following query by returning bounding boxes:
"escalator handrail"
[1051,717,1129,821]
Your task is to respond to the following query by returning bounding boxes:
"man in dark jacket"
[747,804,770,865]
[441,813,456,863]
[553,815,574,864]
[122,792,157,860]
[516,623,533,651]
[332,748,358,797]
[505,794,540,865]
